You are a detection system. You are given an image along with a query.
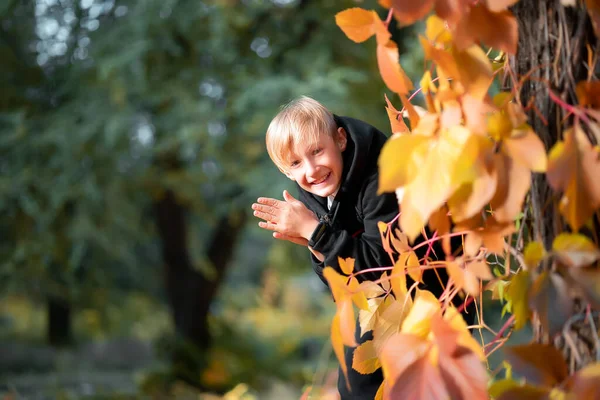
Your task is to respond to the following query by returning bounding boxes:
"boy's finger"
[282,190,298,203]
[252,203,278,215]
[257,197,282,207]
[253,210,278,222]
[258,221,277,232]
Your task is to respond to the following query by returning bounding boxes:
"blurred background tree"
[0,0,420,397]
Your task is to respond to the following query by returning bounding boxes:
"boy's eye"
[312,148,323,155]
[290,160,300,167]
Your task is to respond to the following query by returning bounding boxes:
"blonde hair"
[266,96,337,172]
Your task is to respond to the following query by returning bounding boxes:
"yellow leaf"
[524,241,545,269]
[378,134,429,194]
[391,259,408,299]
[374,382,385,400]
[335,8,378,43]
[576,80,600,108]
[443,306,485,360]
[504,129,548,172]
[400,289,440,336]
[403,125,475,235]
[377,39,414,95]
[547,126,600,231]
[339,299,357,347]
[452,45,494,100]
[400,251,422,284]
[425,14,452,44]
[353,340,382,374]
[507,269,531,330]
[552,233,600,268]
[331,313,349,388]
[488,111,513,141]
[338,257,355,276]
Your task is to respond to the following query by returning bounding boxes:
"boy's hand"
[252,190,319,240]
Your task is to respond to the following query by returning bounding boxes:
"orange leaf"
[425,14,453,44]
[452,45,494,100]
[435,0,470,24]
[338,257,355,275]
[339,299,357,347]
[490,151,531,222]
[379,333,432,388]
[576,80,600,108]
[503,129,548,172]
[353,340,382,374]
[335,8,378,43]
[454,4,519,55]
[388,353,449,400]
[468,260,493,280]
[391,0,436,25]
[585,0,600,38]
[547,126,600,231]
[377,40,414,95]
[428,205,452,255]
[443,306,485,359]
[331,313,350,389]
[438,346,489,400]
[384,94,410,134]
[570,363,600,399]
[400,251,422,284]
[391,259,409,299]
[483,0,520,12]
[504,343,569,387]
[447,260,479,296]
[400,94,422,130]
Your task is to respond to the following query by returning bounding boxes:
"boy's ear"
[283,170,295,181]
[337,127,347,151]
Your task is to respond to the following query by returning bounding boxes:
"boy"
[252,96,465,399]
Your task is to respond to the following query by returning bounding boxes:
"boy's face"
[284,127,347,198]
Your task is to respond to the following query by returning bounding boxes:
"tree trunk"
[154,190,246,383]
[509,0,598,372]
[47,295,72,347]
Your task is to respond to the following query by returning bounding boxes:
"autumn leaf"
[377,40,414,95]
[335,8,378,43]
[378,134,429,194]
[401,125,477,239]
[529,271,573,337]
[547,126,600,231]
[331,313,349,389]
[464,217,515,255]
[552,232,600,268]
[506,269,531,330]
[398,251,422,284]
[490,151,531,223]
[438,346,489,400]
[495,385,551,400]
[483,0,520,12]
[585,0,600,38]
[503,128,548,172]
[390,260,409,300]
[443,306,484,359]
[401,289,440,336]
[569,363,600,398]
[452,45,494,100]
[575,80,600,108]
[353,340,382,374]
[384,94,410,134]
[523,241,545,269]
[453,3,519,55]
[338,256,355,275]
[504,343,569,387]
[391,0,435,25]
[425,14,453,44]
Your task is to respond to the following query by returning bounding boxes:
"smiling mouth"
[312,172,331,185]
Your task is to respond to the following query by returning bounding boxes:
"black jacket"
[298,115,397,285]
[297,115,471,400]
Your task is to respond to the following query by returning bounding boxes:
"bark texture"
[508,0,599,372]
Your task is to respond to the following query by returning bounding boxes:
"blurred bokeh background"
[0,0,427,398]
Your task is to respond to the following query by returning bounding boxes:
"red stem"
[484,315,515,355]
[385,8,393,28]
